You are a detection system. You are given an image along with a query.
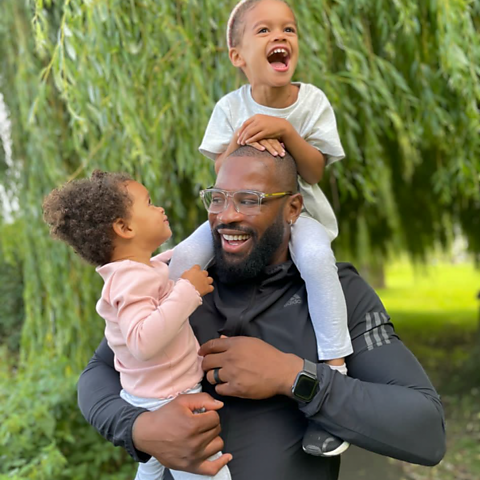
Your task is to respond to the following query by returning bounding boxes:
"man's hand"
[199,336,303,399]
[237,114,291,147]
[132,393,232,476]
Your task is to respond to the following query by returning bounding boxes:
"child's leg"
[120,388,231,480]
[289,215,352,362]
[169,221,214,281]
[289,216,351,457]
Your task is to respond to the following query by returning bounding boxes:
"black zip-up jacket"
[78,262,446,480]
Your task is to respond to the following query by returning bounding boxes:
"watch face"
[294,374,318,401]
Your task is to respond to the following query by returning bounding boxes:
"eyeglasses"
[200,188,293,216]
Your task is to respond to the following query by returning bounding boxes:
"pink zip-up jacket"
[96,250,203,399]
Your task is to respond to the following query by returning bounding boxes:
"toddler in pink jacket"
[43,170,232,480]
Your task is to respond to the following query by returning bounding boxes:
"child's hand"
[249,139,286,157]
[237,114,290,146]
[181,265,214,297]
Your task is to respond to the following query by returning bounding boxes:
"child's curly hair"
[43,170,133,266]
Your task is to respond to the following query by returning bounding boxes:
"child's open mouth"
[267,47,290,72]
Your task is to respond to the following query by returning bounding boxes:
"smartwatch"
[291,359,318,402]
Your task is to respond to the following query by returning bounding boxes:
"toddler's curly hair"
[43,170,133,266]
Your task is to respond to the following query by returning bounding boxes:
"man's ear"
[229,47,246,68]
[112,218,134,240]
[285,193,303,224]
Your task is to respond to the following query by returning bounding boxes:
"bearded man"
[78,146,445,480]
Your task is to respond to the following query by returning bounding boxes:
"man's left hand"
[199,336,303,399]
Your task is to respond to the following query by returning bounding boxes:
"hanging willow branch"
[0,0,479,365]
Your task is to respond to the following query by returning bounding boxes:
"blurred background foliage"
[0,0,479,478]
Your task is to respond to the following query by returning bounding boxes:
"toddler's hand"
[181,265,214,297]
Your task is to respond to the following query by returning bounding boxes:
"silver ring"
[213,367,223,385]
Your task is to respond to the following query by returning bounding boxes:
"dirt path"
[339,446,406,480]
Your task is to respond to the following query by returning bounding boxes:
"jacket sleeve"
[299,265,446,466]
[77,338,151,462]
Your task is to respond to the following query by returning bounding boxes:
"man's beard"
[212,214,285,284]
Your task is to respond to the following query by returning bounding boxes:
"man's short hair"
[227,146,298,192]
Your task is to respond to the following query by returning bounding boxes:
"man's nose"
[217,199,244,224]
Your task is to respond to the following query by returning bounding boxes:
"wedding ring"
[213,367,223,385]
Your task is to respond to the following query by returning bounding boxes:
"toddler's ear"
[112,218,134,239]
[229,48,246,68]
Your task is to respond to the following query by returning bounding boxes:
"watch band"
[303,358,317,377]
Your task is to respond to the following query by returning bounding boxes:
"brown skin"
[200,336,303,399]
[132,155,305,475]
[132,394,231,475]
[236,114,326,184]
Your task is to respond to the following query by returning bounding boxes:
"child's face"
[230,0,298,89]
[125,181,172,252]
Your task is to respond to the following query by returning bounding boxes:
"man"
[78,146,446,480]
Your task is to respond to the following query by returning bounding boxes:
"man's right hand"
[132,392,232,475]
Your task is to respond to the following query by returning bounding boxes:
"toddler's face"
[125,181,172,251]
[230,0,298,88]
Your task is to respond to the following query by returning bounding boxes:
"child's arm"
[237,114,325,185]
[107,264,207,362]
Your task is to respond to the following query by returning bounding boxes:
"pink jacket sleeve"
[109,264,202,362]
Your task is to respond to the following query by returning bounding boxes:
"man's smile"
[217,228,253,254]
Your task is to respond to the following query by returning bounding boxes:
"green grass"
[378,261,479,330]
[376,261,479,388]
[379,261,480,480]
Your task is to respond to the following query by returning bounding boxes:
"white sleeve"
[199,99,235,161]
[304,89,345,166]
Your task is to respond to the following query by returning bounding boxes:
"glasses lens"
[234,191,261,214]
[202,190,226,213]
[201,190,262,215]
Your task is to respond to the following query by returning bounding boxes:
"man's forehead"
[215,155,275,190]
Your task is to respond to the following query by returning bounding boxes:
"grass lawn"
[377,261,479,388]
[377,260,480,480]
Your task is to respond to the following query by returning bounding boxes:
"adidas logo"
[284,294,302,307]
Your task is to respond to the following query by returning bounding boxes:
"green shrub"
[0,356,136,480]
[0,257,24,353]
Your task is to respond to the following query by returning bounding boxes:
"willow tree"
[1,0,479,366]
[0,1,479,476]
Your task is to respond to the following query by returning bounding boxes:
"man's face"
[209,155,293,283]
